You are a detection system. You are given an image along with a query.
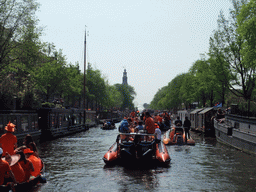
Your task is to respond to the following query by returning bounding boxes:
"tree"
[87,65,107,110]
[105,84,122,109]
[114,84,136,110]
[237,0,256,113]
[210,0,255,113]
[0,0,40,70]
[34,45,67,102]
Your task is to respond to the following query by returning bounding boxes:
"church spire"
[122,69,128,85]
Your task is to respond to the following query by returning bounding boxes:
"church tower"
[122,69,128,85]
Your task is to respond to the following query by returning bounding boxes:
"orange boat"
[163,126,195,145]
[103,141,120,164]
[155,142,171,165]
[103,133,171,166]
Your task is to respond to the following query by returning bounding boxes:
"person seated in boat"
[119,118,131,133]
[0,147,17,185]
[15,134,39,157]
[24,149,42,177]
[135,121,144,133]
[0,121,17,157]
[107,120,112,127]
[183,116,191,143]
[18,151,34,182]
[5,152,25,184]
[216,108,225,121]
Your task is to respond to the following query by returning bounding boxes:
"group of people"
[0,121,43,186]
[119,111,162,143]
[174,116,191,143]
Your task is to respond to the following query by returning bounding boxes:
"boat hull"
[163,127,195,145]
[155,142,171,165]
[103,142,120,164]
[214,117,256,156]
[103,133,171,166]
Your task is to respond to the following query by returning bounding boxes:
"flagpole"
[84,27,87,126]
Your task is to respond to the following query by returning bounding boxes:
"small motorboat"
[103,132,171,166]
[101,124,116,130]
[101,121,116,130]
[163,126,195,145]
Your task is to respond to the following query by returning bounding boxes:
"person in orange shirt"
[145,112,155,134]
[130,111,136,118]
[0,148,17,185]
[5,152,25,183]
[0,122,17,156]
[15,134,39,157]
[18,151,34,182]
[24,149,42,177]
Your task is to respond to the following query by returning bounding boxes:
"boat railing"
[118,133,155,143]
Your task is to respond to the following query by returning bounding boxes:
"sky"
[36,0,233,110]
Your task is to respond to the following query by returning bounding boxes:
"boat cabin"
[0,110,40,145]
[198,107,215,134]
[190,108,204,131]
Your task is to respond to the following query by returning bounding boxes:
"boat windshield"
[118,133,155,143]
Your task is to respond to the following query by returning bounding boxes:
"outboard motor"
[175,126,184,145]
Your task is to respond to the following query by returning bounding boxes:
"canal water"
[33,123,256,192]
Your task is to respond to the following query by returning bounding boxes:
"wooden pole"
[84,28,87,126]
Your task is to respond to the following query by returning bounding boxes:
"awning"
[198,107,214,114]
[190,108,204,114]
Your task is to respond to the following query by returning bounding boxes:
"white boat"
[214,114,256,156]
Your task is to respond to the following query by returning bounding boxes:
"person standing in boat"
[174,116,182,126]
[183,116,191,143]
[144,112,155,134]
[154,123,161,143]
[0,122,17,157]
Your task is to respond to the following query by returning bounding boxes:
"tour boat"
[103,132,171,166]
[163,126,195,145]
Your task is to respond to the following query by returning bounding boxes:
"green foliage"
[41,102,54,108]
[114,83,136,110]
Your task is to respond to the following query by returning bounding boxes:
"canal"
[33,122,256,192]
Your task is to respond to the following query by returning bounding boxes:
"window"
[21,116,28,132]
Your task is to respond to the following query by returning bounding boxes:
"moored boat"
[163,126,195,145]
[214,114,256,156]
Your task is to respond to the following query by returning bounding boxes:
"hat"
[5,121,15,132]
[3,154,21,166]
[0,147,3,155]
[23,148,34,154]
